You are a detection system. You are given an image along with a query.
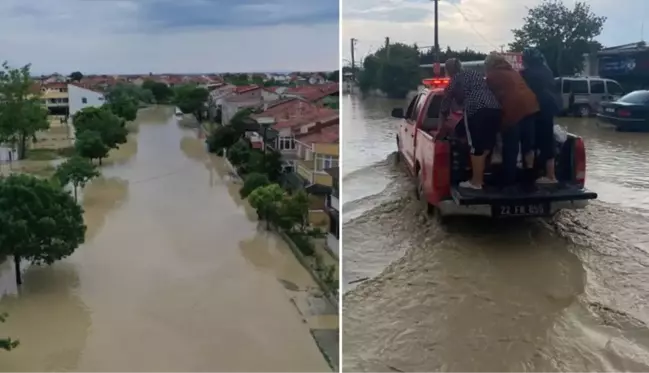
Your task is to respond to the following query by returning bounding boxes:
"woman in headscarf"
[439,58,502,190]
[484,52,539,187]
[520,48,560,184]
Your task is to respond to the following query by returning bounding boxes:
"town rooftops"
[233,85,261,94]
[296,122,339,144]
[598,41,649,56]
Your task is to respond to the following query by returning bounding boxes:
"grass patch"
[26,147,75,161]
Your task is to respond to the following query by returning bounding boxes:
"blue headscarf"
[522,47,547,68]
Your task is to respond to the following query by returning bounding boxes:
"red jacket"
[486,61,539,128]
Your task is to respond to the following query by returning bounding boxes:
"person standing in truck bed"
[439,58,502,191]
[520,48,560,184]
[484,52,540,187]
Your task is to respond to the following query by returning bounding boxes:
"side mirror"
[391,108,404,118]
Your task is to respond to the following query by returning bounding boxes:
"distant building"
[582,41,649,90]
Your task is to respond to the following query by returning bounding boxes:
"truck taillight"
[574,137,586,187]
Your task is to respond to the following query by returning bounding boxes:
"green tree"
[245,150,283,181]
[0,313,18,351]
[206,125,239,155]
[0,62,49,159]
[74,130,110,164]
[248,184,285,229]
[277,190,309,232]
[173,85,209,121]
[358,43,421,98]
[510,0,606,76]
[54,156,100,201]
[69,71,83,82]
[227,139,251,167]
[326,70,339,82]
[142,80,173,103]
[239,173,270,198]
[0,174,86,285]
[73,106,128,150]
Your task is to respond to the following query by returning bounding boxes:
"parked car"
[555,76,625,117]
[392,78,597,222]
[597,90,649,132]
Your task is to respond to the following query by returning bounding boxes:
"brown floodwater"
[0,106,332,372]
[342,94,649,372]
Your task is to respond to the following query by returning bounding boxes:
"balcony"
[326,194,339,213]
[295,159,314,183]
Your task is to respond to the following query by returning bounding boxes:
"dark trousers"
[501,114,536,186]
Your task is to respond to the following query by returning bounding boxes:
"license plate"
[605,108,615,113]
[492,203,549,217]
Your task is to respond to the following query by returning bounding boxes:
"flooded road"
[0,106,333,372]
[342,94,649,371]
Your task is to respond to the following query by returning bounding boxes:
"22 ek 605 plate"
[491,202,550,217]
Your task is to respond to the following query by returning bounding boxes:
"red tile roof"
[43,82,67,89]
[297,123,339,144]
[233,85,261,94]
[274,108,338,130]
[285,83,339,102]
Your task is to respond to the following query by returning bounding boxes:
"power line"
[448,2,500,51]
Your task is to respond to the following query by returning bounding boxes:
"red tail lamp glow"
[422,78,450,89]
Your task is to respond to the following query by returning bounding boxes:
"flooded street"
[0,106,333,372]
[342,94,649,371]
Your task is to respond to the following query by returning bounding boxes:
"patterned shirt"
[440,70,501,117]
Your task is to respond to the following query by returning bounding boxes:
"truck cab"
[393,79,598,220]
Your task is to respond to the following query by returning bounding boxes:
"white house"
[67,84,106,139]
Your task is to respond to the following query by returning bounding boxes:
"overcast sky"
[343,0,648,64]
[0,0,339,75]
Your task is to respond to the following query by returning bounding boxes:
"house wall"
[314,173,332,186]
[68,84,106,139]
[313,143,338,156]
[262,90,280,102]
[308,210,329,227]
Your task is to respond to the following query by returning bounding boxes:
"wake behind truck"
[392,74,597,222]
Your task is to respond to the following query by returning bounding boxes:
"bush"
[227,139,251,167]
[287,233,315,256]
[207,125,238,154]
[239,173,270,198]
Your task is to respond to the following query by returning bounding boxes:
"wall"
[68,84,106,139]
[313,143,338,156]
[314,173,332,187]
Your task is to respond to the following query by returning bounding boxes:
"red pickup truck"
[392,78,598,221]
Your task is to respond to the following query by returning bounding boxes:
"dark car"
[597,90,649,132]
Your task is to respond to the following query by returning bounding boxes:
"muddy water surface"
[0,106,332,372]
[343,94,649,371]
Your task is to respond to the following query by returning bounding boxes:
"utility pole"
[350,38,357,81]
[433,0,439,63]
[385,37,391,60]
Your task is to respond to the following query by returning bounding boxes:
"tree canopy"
[0,62,49,159]
[358,43,421,98]
[142,80,173,103]
[54,156,100,201]
[248,184,285,228]
[73,106,128,150]
[0,174,86,285]
[173,85,209,121]
[74,130,110,164]
[69,71,83,82]
[510,0,606,76]
[419,46,488,64]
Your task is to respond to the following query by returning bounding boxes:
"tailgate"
[451,185,597,217]
[451,185,597,205]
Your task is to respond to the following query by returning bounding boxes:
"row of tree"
[357,0,606,98]
[0,63,141,350]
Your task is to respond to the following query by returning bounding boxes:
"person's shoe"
[459,180,482,190]
[536,176,558,184]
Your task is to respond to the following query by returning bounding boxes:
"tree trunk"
[74,186,78,202]
[99,157,103,165]
[14,256,21,286]
[18,132,27,160]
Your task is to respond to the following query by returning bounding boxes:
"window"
[606,81,624,96]
[413,94,427,120]
[278,136,295,151]
[315,154,338,172]
[619,91,649,105]
[405,94,422,120]
[562,79,572,94]
[98,97,104,101]
[590,80,605,94]
[554,78,562,93]
[572,80,589,94]
[81,97,87,104]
